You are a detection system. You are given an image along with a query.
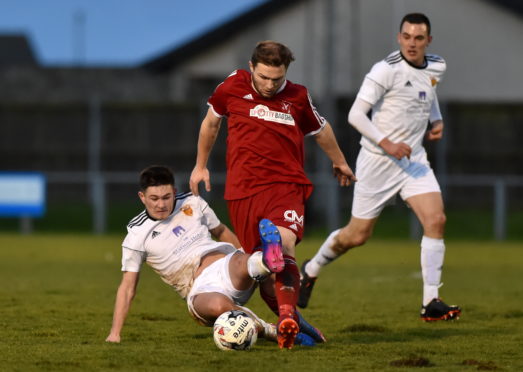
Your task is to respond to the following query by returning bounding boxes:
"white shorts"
[186,251,255,326]
[352,148,441,219]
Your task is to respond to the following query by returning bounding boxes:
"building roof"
[0,34,38,67]
[141,0,303,72]
[493,0,523,16]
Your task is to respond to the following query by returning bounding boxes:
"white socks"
[306,229,341,278]
[236,306,276,341]
[247,251,271,281]
[421,236,445,306]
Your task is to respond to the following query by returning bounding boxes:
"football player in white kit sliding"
[299,13,461,321]
[106,165,322,346]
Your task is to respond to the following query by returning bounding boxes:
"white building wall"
[353,0,523,102]
[168,0,523,102]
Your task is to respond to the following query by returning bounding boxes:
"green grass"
[0,234,522,371]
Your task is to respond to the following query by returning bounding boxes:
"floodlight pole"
[318,0,340,232]
[494,180,506,241]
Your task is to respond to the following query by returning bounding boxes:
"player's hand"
[426,120,444,141]
[105,334,120,343]
[332,163,357,186]
[379,138,412,160]
[189,167,211,196]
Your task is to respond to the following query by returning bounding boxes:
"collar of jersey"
[400,52,428,70]
[250,77,288,98]
[144,205,176,222]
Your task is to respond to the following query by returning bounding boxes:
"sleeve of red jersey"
[207,70,238,117]
[301,89,327,136]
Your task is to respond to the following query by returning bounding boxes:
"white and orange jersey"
[356,51,446,155]
[120,192,236,299]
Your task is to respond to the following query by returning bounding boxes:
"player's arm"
[210,223,242,249]
[348,97,411,160]
[313,122,356,186]
[189,107,223,195]
[106,271,140,343]
[426,97,444,141]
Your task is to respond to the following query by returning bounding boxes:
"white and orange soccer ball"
[213,310,258,351]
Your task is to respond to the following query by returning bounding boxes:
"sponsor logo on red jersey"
[284,209,304,227]
[249,104,295,126]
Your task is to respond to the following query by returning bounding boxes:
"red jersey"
[208,69,326,200]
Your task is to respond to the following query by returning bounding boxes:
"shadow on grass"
[192,333,209,340]
[138,313,178,322]
[504,310,523,319]
[336,323,476,344]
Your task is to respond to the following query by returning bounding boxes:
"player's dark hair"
[139,165,175,191]
[251,40,295,69]
[400,13,431,35]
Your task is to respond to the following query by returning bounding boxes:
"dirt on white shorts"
[352,147,441,219]
[187,251,255,326]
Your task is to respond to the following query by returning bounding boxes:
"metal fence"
[13,171,518,240]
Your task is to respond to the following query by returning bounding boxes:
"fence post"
[91,173,106,234]
[319,0,340,233]
[88,96,106,234]
[20,216,33,235]
[494,179,506,240]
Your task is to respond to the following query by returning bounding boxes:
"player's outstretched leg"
[259,219,300,348]
[297,259,317,309]
[277,304,299,349]
[258,219,285,273]
[297,228,342,308]
[420,298,461,322]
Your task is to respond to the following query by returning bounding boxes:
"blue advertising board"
[0,172,46,217]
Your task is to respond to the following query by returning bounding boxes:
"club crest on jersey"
[181,205,193,216]
[249,104,295,126]
[172,226,186,237]
[284,210,304,228]
[431,77,438,87]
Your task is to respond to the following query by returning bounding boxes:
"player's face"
[397,21,432,67]
[249,61,287,98]
[139,184,176,220]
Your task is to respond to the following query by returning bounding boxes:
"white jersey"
[357,50,446,155]
[120,192,237,299]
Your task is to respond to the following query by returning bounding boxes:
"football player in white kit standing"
[298,13,461,321]
[105,165,322,345]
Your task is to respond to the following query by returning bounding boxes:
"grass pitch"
[0,233,522,371]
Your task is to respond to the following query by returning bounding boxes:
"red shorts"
[227,183,313,253]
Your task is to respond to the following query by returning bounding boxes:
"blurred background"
[1,0,522,240]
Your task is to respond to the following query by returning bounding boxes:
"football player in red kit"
[190,40,356,349]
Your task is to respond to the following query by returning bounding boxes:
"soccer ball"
[213,310,258,351]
